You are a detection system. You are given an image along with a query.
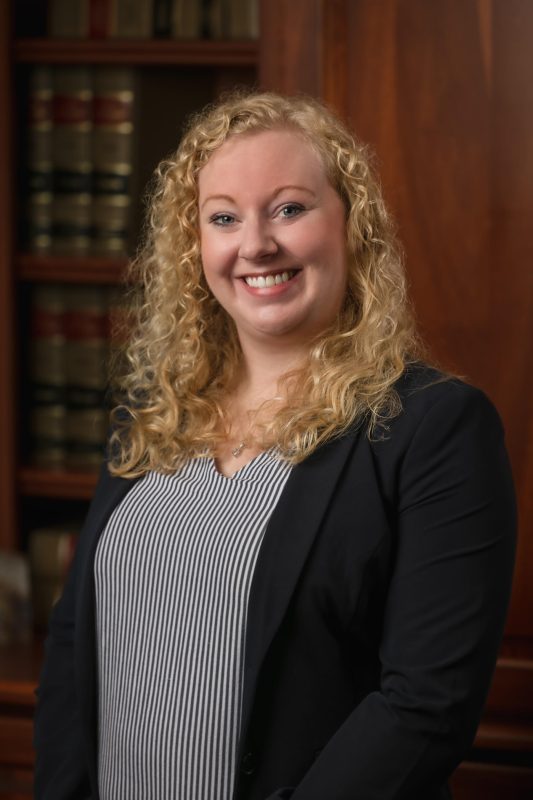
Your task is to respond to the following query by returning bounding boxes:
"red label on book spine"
[32,309,64,338]
[64,311,107,340]
[54,95,93,126]
[93,95,134,125]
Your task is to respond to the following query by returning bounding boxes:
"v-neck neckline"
[210,448,276,480]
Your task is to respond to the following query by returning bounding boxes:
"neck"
[235,337,309,405]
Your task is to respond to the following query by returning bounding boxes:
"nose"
[238,217,278,261]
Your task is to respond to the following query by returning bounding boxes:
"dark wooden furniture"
[0,3,259,796]
[0,643,41,799]
[1,1,532,797]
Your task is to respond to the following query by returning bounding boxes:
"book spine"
[52,67,94,254]
[28,527,79,630]
[0,552,32,645]
[64,287,110,472]
[227,0,258,38]
[28,528,79,578]
[153,0,173,37]
[90,0,112,37]
[26,66,54,253]
[172,0,204,38]
[205,0,225,39]
[106,285,129,401]
[249,0,259,38]
[28,285,68,470]
[109,0,155,38]
[92,67,135,255]
[48,0,90,37]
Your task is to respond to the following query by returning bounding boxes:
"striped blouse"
[94,450,292,800]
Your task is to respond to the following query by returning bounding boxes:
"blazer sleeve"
[273,384,517,800]
[32,464,113,799]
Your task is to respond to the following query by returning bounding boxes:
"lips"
[242,269,298,288]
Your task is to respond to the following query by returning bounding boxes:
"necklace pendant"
[231,441,247,458]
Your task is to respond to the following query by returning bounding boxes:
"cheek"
[281,220,326,261]
[200,230,235,277]
[306,221,347,279]
[323,214,348,271]
[296,209,345,254]
[199,226,214,265]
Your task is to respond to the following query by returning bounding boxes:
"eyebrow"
[200,185,316,210]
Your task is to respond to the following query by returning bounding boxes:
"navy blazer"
[34,365,517,800]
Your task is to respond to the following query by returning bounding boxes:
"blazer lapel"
[240,427,362,744]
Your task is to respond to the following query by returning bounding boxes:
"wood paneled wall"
[341,0,533,647]
[259,0,533,768]
[261,0,532,649]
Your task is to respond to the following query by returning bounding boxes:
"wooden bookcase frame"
[0,10,260,542]
[0,6,262,789]
[0,0,18,549]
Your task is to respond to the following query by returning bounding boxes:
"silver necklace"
[231,441,248,458]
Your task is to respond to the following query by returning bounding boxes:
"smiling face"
[198,128,348,355]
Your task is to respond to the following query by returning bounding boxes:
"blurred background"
[0,1,531,797]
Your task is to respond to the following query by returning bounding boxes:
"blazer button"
[241,751,257,776]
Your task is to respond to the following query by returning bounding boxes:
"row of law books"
[28,524,80,631]
[48,0,259,40]
[26,65,137,256]
[27,283,127,472]
[25,64,210,256]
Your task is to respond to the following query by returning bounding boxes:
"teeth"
[245,270,293,288]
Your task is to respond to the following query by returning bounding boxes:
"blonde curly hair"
[109,90,423,477]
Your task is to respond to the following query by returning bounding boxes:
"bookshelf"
[18,467,98,500]
[17,253,127,283]
[1,3,259,547]
[1,0,260,785]
[0,3,260,791]
[14,38,258,66]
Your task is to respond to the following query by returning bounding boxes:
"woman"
[34,92,516,800]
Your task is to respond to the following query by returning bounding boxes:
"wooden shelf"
[476,717,533,753]
[0,642,41,779]
[0,641,42,707]
[17,253,128,284]
[486,656,533,717]
[13,38,258,66]
[18,468,98,500]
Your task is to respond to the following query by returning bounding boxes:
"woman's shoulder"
[373,361,505,456]
[393,361,500,422]
[363,362,512,503]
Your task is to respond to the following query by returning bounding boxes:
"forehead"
[198,128,328,197]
